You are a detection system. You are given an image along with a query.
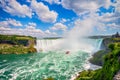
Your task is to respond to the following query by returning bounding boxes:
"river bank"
[0,34,37,54]
[0,38,103,80]
[74,37,120,80]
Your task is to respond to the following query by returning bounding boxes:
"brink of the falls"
[35,38,103,53]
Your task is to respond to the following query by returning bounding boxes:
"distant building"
[112,32,120,38]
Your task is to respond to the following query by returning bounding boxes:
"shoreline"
[70,63,101,80]
[72,37,120,80]
[70,50,102,80]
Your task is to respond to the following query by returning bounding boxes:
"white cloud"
[61,0,112,15]
[28,22,36,27]
[51,23,67,31]
[45,30,51,34]
[25,22,37,29]
[99,13,115,22]
[0,22,58,38]
[44,0,61,4]
[0,18,22,27]
[66,12,113,37]
[0,27,45,37]
[60,0,119,35]
[52,32,57,35]
[93,9,120,30]
[0,27,57,38]
[31,0,58,23]
[0,0,58,23]
[60,18,68,23]
[45,30,57,36]
[107,23,120,29]
[114,0,120,13]
[0,0,119,37]
[0,0,32,18]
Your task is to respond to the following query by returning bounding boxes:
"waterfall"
[97,39,103,50]
[35,38,103,53]
[94,38,103,52]
[35,39,64,52]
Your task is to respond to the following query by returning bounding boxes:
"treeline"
[0,34,36,46]
[0,34,37,54]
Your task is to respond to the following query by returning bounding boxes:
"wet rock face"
[113,70,120,80]
[101,38,113,50]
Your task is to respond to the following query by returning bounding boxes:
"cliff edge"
[75,32,120,80]
[0,34,37,54]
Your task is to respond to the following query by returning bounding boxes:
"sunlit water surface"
[0,39,102,80]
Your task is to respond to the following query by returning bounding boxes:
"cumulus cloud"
[0,0,58,23]
[45,30,57,36]
[114,0,120,13]
[58,0,119,33]
[66,12,114,37]
[62,0,120,36]
[45,30,51,34]
[44,0,61,4]
[51,23,67,31]
[0,27,57,38]
[31,0,58,23]
[95,13,120,31]
[107,23,120,29]
[0,27,44,37]
[0,18,22,28]
[0,0,32,18]
[0,0,119,37]
[60,18,69,23]
[61,0,112,15]
[25,22,37,29]
[0,22,58,38]
[97,0,120,30]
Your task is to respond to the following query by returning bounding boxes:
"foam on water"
[34,39,64,52]
[0,39,103,80]
[35,38,103,53]
[0,51,88,80]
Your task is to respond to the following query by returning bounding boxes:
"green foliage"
[89,50,108,66]
[75,70,98,80]
[0,34,35,46]
[109,43,115,50]
[0,44,36,54]
[0,34,37,54]
[76,40,120,80]
[93,42,120,80]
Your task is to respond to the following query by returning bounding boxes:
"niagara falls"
[0,0,120,80]
[0,38,103,80]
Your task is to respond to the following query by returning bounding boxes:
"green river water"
[0,39,102,80]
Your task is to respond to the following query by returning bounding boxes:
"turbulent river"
[0,38,103,80]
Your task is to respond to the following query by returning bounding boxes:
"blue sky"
[0,0,120,37]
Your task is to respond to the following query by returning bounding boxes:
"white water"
[0,38,103,80]
[35,38,103,53]
[34,39,64,52]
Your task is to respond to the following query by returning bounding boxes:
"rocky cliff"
[75,37,120,80]
[90,37,120,66]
